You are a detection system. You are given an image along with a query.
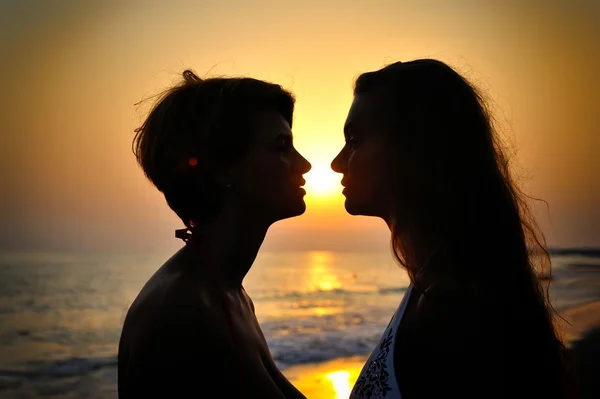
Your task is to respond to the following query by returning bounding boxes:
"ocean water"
[0,250,598,398]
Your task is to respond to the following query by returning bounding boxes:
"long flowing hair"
[355,59,573,397]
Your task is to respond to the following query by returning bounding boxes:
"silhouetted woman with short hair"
[118,70,310,398]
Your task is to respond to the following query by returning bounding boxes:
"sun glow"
[304,163,341,198]
[326,371,352,399]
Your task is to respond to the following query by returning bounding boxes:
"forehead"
[345,92,387,132]
[253,109,292,142]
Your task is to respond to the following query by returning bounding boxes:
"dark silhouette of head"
[133,70,311,230]
[332,59,572,396]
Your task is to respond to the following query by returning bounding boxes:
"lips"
[293,178,306,195]
[294,178,306,187]
[340,178,349,195]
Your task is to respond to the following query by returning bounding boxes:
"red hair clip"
[177,157,198,172]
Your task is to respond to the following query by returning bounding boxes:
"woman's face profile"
[230,109,312,224]
[331,93,396,220]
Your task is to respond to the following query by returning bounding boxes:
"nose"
[330,148,346,174]
[296,150,312,174]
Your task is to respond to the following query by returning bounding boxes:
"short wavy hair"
[132,70,295,227]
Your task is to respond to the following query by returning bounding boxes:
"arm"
[120,304,287,399]
[243,289,306,399]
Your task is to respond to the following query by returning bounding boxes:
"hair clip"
[175,228,192,242]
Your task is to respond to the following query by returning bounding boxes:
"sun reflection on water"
[308,251,341,292]
[325,370,352,399]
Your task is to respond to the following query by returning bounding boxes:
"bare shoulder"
[118,254,290,398]
[120,252,231,357]
[118,256,236,396]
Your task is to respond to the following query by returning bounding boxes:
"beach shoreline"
[283,355,368,399]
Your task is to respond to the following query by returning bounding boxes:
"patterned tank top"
[349,285,413,399]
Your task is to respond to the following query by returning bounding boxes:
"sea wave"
[270,324,384,369]
[548,248,600,258]
[0,356,117,380]
[0,319,387,384]
[251,286,406,301]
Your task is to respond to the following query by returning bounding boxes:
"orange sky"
[1,0,598,252]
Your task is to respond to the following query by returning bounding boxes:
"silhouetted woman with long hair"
[332,59,573,398]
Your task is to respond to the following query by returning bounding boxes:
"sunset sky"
[1,0,598,253]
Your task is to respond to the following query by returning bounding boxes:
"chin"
[344,198,377,218]
[343,198,361,215]
[274,200,307,222]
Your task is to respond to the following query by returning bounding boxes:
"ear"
[212,159,245,189]
[221,157,251,187]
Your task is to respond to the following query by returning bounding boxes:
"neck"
[185,210,270,291]
[385,215,443,285]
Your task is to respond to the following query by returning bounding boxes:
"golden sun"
[304,164,341,198]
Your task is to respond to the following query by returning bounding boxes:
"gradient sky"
[1,0,598,252]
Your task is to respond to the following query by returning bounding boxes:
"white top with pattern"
[349,285,413,399]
